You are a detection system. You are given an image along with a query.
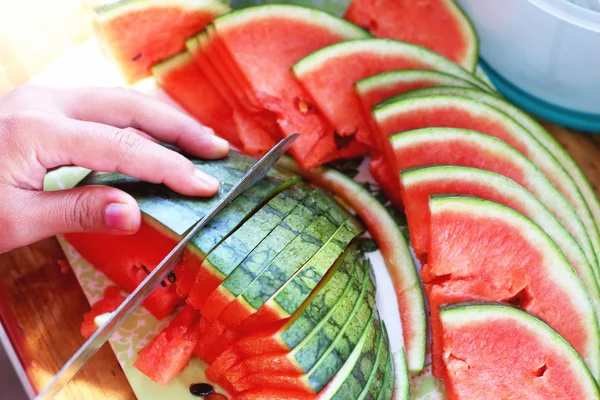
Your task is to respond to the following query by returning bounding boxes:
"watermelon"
[95,0,230,83]
[344,0,479,71]
[277,156,426,374]
[359,323,390,400]
[390,85,600,268]
[377,350,395,400]
[439,302,600,399]
[80,286,125,339]
[400,165,600,318]
[210,4,370,168]
[425,196,600,381]
[152,51,241,148]
[375,98,599,270]
[291,38,489,170]
[133,305,202,384]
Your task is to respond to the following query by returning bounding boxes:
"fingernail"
[104,203,139,231]
[211,135,229,153]
[194,169,220,192]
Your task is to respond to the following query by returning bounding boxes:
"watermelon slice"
[80,286,125,339]
[291,38,489,169]
[375,97,600,270]
[210,4,370,168]
[278,156,426,374]
[390,85,600,264]
[344,0,479,71]
[439,302,600,399]
[425,196,600,381]
[400,165,600,319]
[95,0,230,83]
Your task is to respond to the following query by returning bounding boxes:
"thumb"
[25,186,141,238]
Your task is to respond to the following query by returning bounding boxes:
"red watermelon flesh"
[133,305,202,385]
[152,51,242,149]
[95,0,230,83]
[344,0,478,71]
[440,303,600,400]
[237,389,315,400]
[64,218,183,319]
[80,286,125,339]
[425,196,600,382]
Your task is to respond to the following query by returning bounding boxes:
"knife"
[36,133,299,399]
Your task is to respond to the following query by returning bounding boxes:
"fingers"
[38,119,220,197]
[60,87,229,159]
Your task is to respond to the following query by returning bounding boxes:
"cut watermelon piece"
[133,305,201,385]
[80,286,125,339]
[400,165,600,320]
[211,4,370,168]
[375,97,600,270]
[344,0,479,71]
[425,196,600,381]
[152,51,241,148]
[358,322,390,400]
[277,156,426,374]
[377,348,395,400]
[391,85,600,269]
[440,302,600,399]
[291,38,489,170]
[95,0,230,83]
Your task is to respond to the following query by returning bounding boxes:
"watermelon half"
[440,302,600,399]
[95,0,230,83]
[425,196,600,381]
[344,0,479,71]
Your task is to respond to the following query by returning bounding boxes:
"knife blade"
[36,133,299,399]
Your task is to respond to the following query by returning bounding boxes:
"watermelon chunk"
[95,0,230,83]
[375,97,600,270]
[81,286,125,339]
[440,303,600,399]
[344,0,479,71]
[425,196,600,381]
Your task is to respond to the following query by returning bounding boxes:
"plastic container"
[456,0,600,132]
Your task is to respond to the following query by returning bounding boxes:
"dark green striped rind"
[330,312,382,399]
[281,247,361,350]
[222,189,335,296]
[202,183,309,278]
[274,217,364,315]
[376,338,395,400]
[362,325,391,400]
[308,278,377,392]
[293,259,370,372]
[241,194,350,309]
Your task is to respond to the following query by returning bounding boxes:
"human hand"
[0,85,229,254]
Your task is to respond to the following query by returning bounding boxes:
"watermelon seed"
[296,98,313,114]
[189,383,213,396]
[131,53,142,61]
[167,272,176,283]
[141,264,149,273]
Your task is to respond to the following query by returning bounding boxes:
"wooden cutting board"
[0,39,598,399]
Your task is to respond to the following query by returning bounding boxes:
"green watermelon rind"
[401,165,600,319]
[358,318,389,400]
[376,338,395,400]
[442,0,480,73]
[291,38,491,93]
[440,302,600,399]
[378,98,600,270]
[96,0,231,17]
[431,196,600,380]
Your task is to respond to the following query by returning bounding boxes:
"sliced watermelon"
[344,0,479,71]
[277,156,426,374]
[152,51,241,148]
[133,305,201,384]
[210,4,370,168]
[358,322,390,399]
[391,85,600,270]
[80,286,125,339]
[95,0,230,83]
[377,348,396,400]
[400,165,600,319]
[425,196,600,381]
[440,302,600,399]
[291,38,488,170]
[375,97,600,270]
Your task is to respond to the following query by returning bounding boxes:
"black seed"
[160,281,167,288]
[141,265,149,273]
[167,272,176,283]
[190,383,213,396]
[131,53,142,61]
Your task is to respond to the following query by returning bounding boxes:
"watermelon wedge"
[400,165,600,319]
[210,4,370,168]
[344,0,479,71]
[439,302,600,399]
[95,0,230,83]
[425,196,600,381]
[390,85,600,267]
[375,97,600,270]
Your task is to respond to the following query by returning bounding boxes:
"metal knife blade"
[36,133,299,399]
